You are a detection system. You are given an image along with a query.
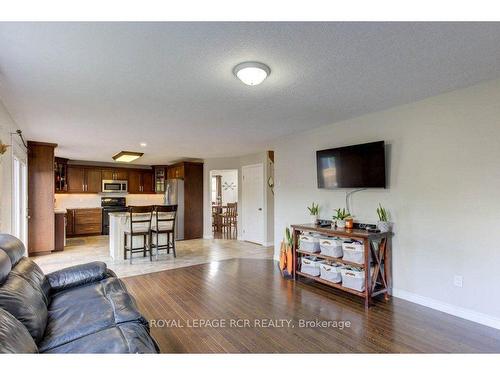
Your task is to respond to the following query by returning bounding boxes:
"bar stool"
[150,205,177,259]
[124,205,154,264]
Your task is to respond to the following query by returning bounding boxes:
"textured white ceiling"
[1,22,500,164]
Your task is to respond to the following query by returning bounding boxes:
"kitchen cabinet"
[71,208,102,236]
[54,157,68,193]
[128,169,154,193]
[66,166,102,193]
[66,209,75,236]
[67,166,85,193]
[54,212,66,251]
[102,169,129,181]
[167,164,184,179]
[142,170,154,193]
[86,168,102,193]
[153,166,168,193]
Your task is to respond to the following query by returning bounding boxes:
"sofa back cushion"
[0,266,48,343]
[11,257,51,306]
[0,307,38,353]
[0,249,10,285]
[0,234,26,266]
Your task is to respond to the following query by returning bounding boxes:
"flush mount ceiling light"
[233,61,271,86]
[112,151,144,163]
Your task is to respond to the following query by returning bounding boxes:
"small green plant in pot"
[333,208,351,229]
[307,202,320,225]
[376,204,391,232]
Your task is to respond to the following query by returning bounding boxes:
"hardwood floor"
[122,258,500,353]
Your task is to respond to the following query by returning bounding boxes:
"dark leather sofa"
[0,234,159,353]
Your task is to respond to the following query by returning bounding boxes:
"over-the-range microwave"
[102,180,128,193]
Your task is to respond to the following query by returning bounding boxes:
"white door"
[242,164,264,244]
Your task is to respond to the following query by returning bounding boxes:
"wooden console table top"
[290,223,391,240]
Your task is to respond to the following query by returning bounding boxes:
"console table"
[291,224,392,308]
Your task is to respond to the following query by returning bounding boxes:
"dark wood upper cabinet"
[61,163,158,194]
[85,168,102,193]
[66,166,101,193]
[54,157,69,193]
[128,170,142,193]
[102,169,128,181]
[67,166,86,193]
[167,164,184,179]
[128,169,154,193]
[115,169,129,180]
[142,170,154,193]
[101,169,114,180]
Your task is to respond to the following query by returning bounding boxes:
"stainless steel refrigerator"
[164,179,184,240]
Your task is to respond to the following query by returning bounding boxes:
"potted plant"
[333,208,351,229]
[376,204,391,232]
[307,202,319,225]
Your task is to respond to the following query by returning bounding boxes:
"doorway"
[210,169,238,239]
[241,163,264,245]
[12,151,28,248]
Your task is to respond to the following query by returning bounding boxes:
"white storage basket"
[319,263,343,283]
[340,267,373,292]
[342,240,364,264]
[319,237,343,258]
[299,234,320,253]
[300,256,324,277]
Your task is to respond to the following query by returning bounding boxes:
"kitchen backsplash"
[55,194,165,209]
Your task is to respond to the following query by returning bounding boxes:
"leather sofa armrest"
[47,261,112,293]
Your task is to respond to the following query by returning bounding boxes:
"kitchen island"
[109,212,172,260]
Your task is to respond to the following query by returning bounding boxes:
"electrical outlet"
[453,275,463,288]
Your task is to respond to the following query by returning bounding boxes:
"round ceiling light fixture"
[233,61,271,86]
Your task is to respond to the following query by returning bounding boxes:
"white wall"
[55,193,164,209]
[203,152,274,245]
[273,78,500,328]
[0,99,24,234]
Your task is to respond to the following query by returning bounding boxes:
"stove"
[101,197,127,235]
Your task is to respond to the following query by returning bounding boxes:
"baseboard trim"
[263,241,274,247]
[203,235,213,240]
[392,288,500,330]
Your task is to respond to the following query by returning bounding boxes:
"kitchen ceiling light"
[233,61,271,86]
[112,151,144,163]
[140,142,147,147]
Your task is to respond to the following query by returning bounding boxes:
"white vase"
[310,214,318,225]
[336,219,346,229]
[377,221,391,232]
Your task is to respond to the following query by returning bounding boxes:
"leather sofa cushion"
[0,307,38,353]
[0,273,48,343]
[42,322,158,353]
[46,261,108,293]
[0,234,25,267]
[39,277,147,352]
[0,249,10,285]
[10,257,51,306]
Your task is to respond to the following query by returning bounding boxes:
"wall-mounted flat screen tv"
[317,141,386,189]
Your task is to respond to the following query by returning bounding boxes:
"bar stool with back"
[124,205,154,264]
[150,204,178,259]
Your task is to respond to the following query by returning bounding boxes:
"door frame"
[241,163,265,245]
[10,134,28,250]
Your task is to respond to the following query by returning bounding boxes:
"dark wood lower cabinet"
[54,212,66,251]
[66,208,102,236]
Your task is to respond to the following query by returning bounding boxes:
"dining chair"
[221,202,238,239]
[124,205,154,264]
[150,205,178,259]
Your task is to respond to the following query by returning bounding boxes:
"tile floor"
[32,235,274,278]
